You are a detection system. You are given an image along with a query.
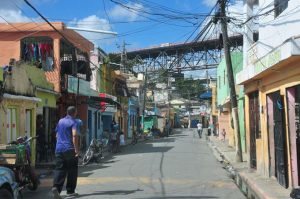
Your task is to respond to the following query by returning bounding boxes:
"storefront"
[237,37,300,188]
[0,94,40,165]
[24,64,58,163]
[87,94,119,142]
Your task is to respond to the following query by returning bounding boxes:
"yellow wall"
[36,90,57,108]
[0,98,37,165]
[243,57,300,186]
[211,85,218,116]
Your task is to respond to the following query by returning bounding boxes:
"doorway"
[287,85,300,187]
[268,91,288,188]
[249,91,260,169]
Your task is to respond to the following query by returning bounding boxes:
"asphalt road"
[23,128,245,199]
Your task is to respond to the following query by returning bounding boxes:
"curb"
[206,137,290,199]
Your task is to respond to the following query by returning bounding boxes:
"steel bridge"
[124,34,243,73]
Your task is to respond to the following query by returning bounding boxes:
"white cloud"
[0,9,32,23]
[202,0,218,7]
[70,15,115,47]
[110,2,144,21]
[0,0,32,23]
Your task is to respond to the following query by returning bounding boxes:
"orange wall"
[0,31,62,92]
[218,111,234,145]
[0,31,60,66]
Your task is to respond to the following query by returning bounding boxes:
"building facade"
[237,0,300,188]
[0,61,42,165]
[217,52,246,151]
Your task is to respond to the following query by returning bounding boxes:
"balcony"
[237,36,300,84]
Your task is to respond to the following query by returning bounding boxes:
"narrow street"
[24,129,245,199]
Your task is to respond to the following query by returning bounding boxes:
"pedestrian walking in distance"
[52,106,79,199]
[197,122,203,138]
[221,129,226,142]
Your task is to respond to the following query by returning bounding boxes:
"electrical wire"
[109,0,207,27]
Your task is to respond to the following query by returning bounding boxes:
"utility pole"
[71,47,80,109]
[142,69,148,132]
[188,90,191,128]
[218,0,243,162]
[120,41,128,73]
[167,74,171,135]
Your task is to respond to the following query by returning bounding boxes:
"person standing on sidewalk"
[221,129,226,142]
[197,122,203,138]
[52,106,79,199]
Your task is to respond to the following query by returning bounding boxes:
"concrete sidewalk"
[207,135,291,199]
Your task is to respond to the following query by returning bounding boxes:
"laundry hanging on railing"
[21,42,54,71]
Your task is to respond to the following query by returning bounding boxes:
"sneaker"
[51,187,62,199]
[66,192,79,197]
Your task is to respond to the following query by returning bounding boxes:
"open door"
[270,91,288,188]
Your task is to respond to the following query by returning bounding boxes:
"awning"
[199,91,212,99]
[87,95,120,109]
[3,93,41,103]
[67,75,98,96]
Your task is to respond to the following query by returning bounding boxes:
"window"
[21,36,54,71]
[253,32,259,42]
[274,0,288,18]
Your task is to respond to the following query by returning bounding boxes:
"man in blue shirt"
[52,106,79,199]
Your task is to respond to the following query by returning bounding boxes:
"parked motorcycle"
[0,136,39,192]
[82,139,106,165]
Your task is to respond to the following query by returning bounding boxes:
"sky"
[0,0,228,52]
[0,0,243,78]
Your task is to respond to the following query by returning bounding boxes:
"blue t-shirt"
[55,115,77,153]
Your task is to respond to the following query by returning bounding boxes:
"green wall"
[238,87,246,152]
[36,91,56,108]
[217,52,243,106]
[0,67,3,82]
[217,52,246,152]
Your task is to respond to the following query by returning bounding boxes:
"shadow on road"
[66,189,144,198]
[118,141,174,155]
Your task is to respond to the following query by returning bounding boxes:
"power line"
[109,0,205,27]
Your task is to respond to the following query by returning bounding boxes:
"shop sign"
[254,49,281,75]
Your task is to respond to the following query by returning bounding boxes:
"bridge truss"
[125,35,243,74]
